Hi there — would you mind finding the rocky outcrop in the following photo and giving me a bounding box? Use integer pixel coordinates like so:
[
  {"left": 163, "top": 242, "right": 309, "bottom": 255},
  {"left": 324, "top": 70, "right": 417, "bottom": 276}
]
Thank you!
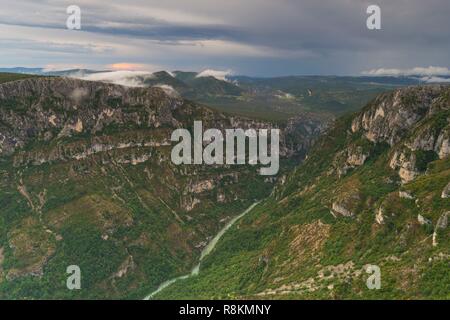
[
  {"left": 351, "top": 85, "right": 449, "bottom": 183},
  {"left": 12, "top": 138, "right": 171, "bottom": 167},
  {"left": 417, "top": 214, "right": 431, "bottom": 226},
  {"left": 436, "top": 133, "right": 449, "bottom": 159},
  {"left": 375, "top": 207, "right": 385, "bottom": 224},
  {"left": 284, "top": 116, "right": 326, "bottom": 156},
  {"left": 407, "top": 125, "right": 449, "bottom": 160},
  {"left": 331, "top": 202, "right": 354, "bottom": 217},
  {"left": 399, "top": 191, "right": 414, "bottom": 199},
  {"left": 187, "top": 180, "right": 215, "bottom": 194},
  {"left": 433, "top": 211, "right": 449, "bottom": 247},
  {"left": 333, "top": 145, "right": 369, "bottom": 177},
  {"left": 113, "top": 255, "right": 135, "bottom": 279},
  {"left": 346, "top": 147, "right": 368, "bottom": 167},
  {"left": 441, "top": 182, "right": 450, "bottom": 199},
  {"left": 351, "top": 86, "right": 448, "bottom": 145},
  {"left": 181, "top": 197, "right": 201, "bottom": 212},
  {"left": 389, "top": 149, "right": 419, "bottom": 183}
]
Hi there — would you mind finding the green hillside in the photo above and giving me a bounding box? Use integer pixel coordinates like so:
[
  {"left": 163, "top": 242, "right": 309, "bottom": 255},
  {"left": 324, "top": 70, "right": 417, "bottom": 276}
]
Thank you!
[{"left": 0, "top": 73, "right": 37, "bottom": 84}]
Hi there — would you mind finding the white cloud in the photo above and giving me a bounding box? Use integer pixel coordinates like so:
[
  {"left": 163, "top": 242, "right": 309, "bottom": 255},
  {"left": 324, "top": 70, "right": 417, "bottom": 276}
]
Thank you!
[
  {"left": 419, "top": 76, "right": 450, "bottom": 83},
  {"left": 74, "top": 70, "right": 154, "bottom": 87},
  {"left": 152, "top": 84, "right": 179, "bottom": 97},
  {"left": 43, "top": 64, "right": 86, "bottom": 72},
  {"left": 196, "top": 69, "right": 232, "bottom": 81},
  {"left": 362, "top": 66, "right": 450, "bottom": 77}
]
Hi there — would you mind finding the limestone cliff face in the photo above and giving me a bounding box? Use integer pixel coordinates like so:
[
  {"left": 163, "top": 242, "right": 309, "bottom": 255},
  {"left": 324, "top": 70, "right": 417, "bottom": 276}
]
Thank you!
[
  {"left": 433, "top": 211, "right": 449, "bottom": 247},
  {"left": 332, "top": 145, "right": 369, "bottom": 177},
  {"left": 331, "top": 202, "right": 354, "bottom": 217},
  {"left": 351, "top": 86, "right": 447, "bottom": 146},
  {"left": 389, "top": 149, "right": 419, "bottom": 183},
  {"left": 0, "top": 77, "right": 321, "bottom": 164},
  {"left": 0, "top": 77, "right": 182, "bottom": 156},
  {"left": 351, "top": 85, "right": 450, "bottom": 183},
  {"left": 442, "top": 182, "right": 450, "bottom": 198}
]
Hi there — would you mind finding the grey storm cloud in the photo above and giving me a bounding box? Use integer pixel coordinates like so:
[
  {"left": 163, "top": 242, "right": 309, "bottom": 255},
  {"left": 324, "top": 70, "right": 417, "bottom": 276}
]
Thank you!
[{"left": 0, "top": 0, "right": 449, "bottom": 75}]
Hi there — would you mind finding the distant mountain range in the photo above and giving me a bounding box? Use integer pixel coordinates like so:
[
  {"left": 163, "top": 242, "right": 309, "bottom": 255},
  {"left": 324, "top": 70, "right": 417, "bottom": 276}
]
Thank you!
[
  {"left": 0, "top": 67, "right": 106, "bottom": 76},
  {"left": 2, "top": 67, "right": 450, "bottom": 121}
]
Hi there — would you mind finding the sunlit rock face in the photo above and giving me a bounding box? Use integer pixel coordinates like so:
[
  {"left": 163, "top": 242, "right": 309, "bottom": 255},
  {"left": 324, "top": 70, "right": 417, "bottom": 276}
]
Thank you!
[{"left": 351, "top": 86, "right": 447, "bottom": 146}]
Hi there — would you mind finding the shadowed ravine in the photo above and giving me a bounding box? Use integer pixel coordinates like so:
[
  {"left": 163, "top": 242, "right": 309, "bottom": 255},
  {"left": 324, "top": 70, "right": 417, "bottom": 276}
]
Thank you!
[{"left": 144, "top": 201, "right": 260, "bottom": 300}]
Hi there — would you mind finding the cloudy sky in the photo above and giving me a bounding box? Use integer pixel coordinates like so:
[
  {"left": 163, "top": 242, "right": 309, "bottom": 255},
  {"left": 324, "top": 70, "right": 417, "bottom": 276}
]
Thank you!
[{"left": 0, "top": 0, "right": 449, "bottom": 76}]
